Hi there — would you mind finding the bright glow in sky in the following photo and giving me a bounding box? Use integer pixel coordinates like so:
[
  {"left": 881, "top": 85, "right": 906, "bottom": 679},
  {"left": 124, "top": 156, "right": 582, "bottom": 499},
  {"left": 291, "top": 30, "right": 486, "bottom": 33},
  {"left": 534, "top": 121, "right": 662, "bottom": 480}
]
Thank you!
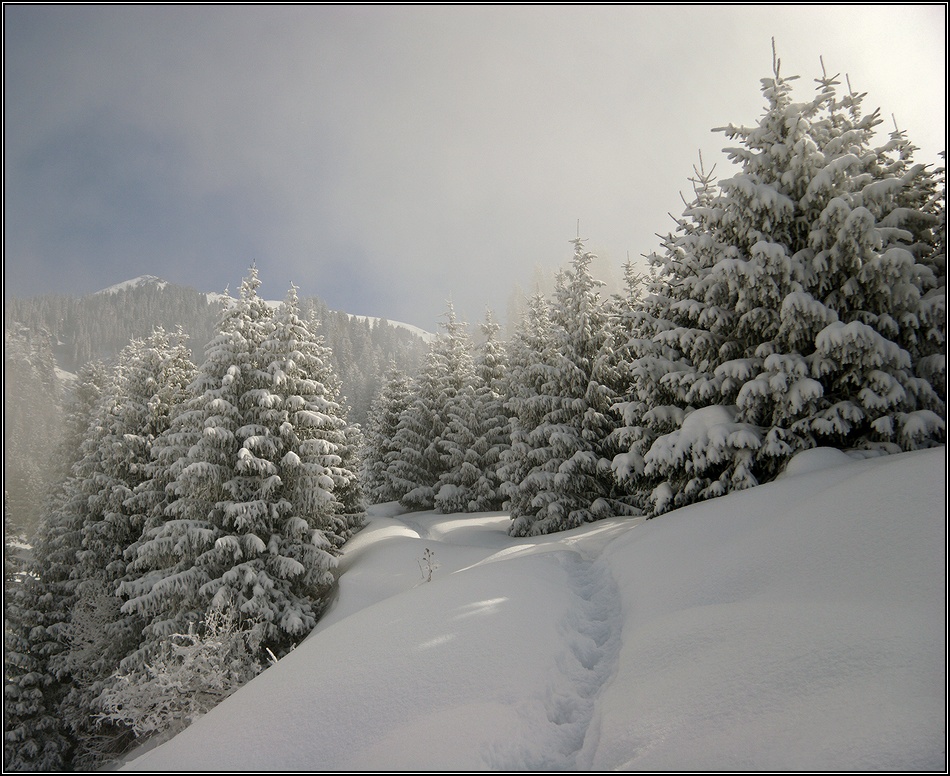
[{"left": 4, "top": 5, "right": 946, "bottom": 329}]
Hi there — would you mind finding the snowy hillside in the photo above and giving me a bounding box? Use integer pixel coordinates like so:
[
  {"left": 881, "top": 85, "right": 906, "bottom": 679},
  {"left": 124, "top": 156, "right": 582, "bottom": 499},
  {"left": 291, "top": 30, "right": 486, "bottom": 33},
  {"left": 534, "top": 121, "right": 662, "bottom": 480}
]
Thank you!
[
  {"left": 87, "top": 276, "right": 436, "bottom": 340},
  {"left": 347, "top": 313, "right": 437, "bottom": 343},
  {"left": 205, "top": 287, "right": 436, "bottom": 340},
  {"left": 122, "top": 446, "right": 946, "bottom": 772},
  {"left": 93, "top": 275, "right": 168, "bottom": 295}
]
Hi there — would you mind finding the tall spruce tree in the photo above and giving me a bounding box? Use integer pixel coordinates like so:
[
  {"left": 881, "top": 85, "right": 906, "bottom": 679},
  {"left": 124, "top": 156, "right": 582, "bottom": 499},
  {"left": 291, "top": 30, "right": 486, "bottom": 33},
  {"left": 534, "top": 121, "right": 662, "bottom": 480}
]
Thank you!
[
  {"left": 434, "top": 310, "right": 511, "bottom": 513},
  {"left": 121, "top": 272, "right": 358, "bottom": 668},
  {"left": 504, "top": 240, "right": 627, "bottom": 536},
  {"left": 615, "top": 48, "right": 945, "bottom": 516},
  {"left": 4, "top": 362, "right": 109, "bottom": 772},
  {"left": 53, "top": 330, "right": 196, "bottom": 765},
  {"left": 433, "top": 376, "right": 480, "bottom": 513},
  {"left": 119, "top": 268, "right": 273, "bottom": 649},
  {"left": 362, "top": 365, "right": 416, "bottom": 504},
  {"left": 200, "top": 282, "right": 360, "bottom": 648},
  {"left": 388, "top": 304, "right": 474, "bottom": 511},
  {"left": 499, "top": 291, "right": 556, "bottom": 524}
]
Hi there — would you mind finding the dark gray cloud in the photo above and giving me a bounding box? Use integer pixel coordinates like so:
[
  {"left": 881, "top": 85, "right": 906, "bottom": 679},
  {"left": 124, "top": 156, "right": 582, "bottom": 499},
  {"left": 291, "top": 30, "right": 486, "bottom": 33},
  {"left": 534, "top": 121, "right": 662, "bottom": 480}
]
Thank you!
[{"left": 4, "top": 5, "right": 945, "bottom": 330}]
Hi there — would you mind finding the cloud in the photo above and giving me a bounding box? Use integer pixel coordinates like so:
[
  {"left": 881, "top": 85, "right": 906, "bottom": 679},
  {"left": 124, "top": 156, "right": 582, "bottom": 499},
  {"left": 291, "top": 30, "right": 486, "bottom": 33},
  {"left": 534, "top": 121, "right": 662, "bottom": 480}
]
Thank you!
[{"left": 4, "top": 5, "right": 945, "bottom": 329}]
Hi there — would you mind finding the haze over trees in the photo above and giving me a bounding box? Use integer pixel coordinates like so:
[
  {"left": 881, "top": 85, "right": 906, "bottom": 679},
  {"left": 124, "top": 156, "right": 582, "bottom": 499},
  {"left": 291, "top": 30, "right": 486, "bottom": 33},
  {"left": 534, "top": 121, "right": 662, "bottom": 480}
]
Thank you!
[
  {"left": 4, "top": 51, "right": 944, "bottom": 771},
  {"left": 5, "top": 268, "right": 369, "bottom": 769},
  {"left": 4, "top": 325, "right": 63, "bottom": 532},
  {"left": 3, "top": 277, "right": 429, "bottom": 536},
  {"left": 365, "top": 49, "right": 944, "bottom": 525}
]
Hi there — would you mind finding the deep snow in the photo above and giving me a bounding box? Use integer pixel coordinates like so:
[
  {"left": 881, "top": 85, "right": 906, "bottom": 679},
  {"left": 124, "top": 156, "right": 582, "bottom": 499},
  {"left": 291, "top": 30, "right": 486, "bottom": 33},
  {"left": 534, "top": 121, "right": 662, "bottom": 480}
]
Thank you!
[{"left": 122, "top": 446, "right": 946, "bottom": 771}]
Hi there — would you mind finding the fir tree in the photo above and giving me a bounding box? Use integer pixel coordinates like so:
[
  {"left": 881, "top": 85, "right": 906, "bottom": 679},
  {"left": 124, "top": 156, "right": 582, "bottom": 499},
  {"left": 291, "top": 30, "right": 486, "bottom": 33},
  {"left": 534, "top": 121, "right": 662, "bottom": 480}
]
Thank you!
[
  {"left": 19, "top": 330, "right": 196, "bottom": 767},
  {"left": 4, "top": 362, "right": 109, "bottom": 772},
  {"left": 505, "top": 240, "right": 628, "bottom": 536},
  {"left": 361, "top": 365, "right": 415, "bottom": 504},
  {"left": 389, "top": 304, "right": 474, "bottom": 511},
  {"left": 499, "top": 291, "right": 556, "bottom": 524},
  {"left": 433, "top": 376, "right": 480, "bottom": 513},
  {"left": 3, "top": 573, "right": 74, "bottom": 772},
  {"left": 198, "top": 283, "right": 359, "bottom": 651},
  {"left": 434, "top": 309, "right": 510, "bottom": 513},
  {"left": 120, "top": 268, "right": 275, "bottom": 656},
  {"left": 615, "top": 47, "right": 945, "bottom": 516},
  {"left": 121, "top": 273, "right": 359, "bottom": 670}
]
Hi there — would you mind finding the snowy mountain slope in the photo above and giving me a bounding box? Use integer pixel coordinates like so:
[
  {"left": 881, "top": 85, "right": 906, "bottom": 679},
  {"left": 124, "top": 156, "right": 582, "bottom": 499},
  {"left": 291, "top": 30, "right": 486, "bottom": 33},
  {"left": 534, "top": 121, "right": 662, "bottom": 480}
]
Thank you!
[
  {"left": 204, "top": 287, "right": 436, "bottom": 339},
  {"left": 347, "top": 313, "right": 437, "bottom": 343},
  {"left": 89, "top": 276, "right": 437, "bottom": 340},
  {"left": 92, "top": 275, "right": 168, "bottom": 295},
  {"left": 121, "top": 446, "right": 946, "bottom": 772}
]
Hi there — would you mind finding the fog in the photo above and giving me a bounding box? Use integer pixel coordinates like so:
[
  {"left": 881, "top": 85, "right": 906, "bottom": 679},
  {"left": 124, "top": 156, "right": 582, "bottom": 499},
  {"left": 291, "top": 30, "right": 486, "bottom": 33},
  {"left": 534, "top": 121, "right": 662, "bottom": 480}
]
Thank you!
[{"left": 4, "top": 5, "right": 945, "bottom": 330}]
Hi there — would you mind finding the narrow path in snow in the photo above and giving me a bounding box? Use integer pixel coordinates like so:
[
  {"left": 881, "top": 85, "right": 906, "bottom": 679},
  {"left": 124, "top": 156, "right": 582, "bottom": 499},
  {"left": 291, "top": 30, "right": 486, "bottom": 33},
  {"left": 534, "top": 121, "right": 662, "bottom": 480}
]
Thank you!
[{"left": 487, "top": 548, "right": 623, "bottom": 770}]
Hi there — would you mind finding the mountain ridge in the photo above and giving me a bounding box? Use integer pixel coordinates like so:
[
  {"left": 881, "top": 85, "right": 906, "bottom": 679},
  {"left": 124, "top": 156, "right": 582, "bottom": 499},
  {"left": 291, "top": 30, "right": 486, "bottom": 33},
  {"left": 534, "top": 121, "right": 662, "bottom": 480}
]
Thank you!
[{"left": 92, "top": 274, "right": 437, "bottom": 341}]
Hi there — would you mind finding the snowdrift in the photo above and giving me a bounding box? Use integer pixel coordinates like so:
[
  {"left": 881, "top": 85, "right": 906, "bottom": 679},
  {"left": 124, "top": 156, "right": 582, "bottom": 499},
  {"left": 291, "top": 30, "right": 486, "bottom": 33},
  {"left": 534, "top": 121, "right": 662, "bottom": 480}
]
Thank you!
[{"left": 123, "top": 446, "right": 946, "bottom": 771}]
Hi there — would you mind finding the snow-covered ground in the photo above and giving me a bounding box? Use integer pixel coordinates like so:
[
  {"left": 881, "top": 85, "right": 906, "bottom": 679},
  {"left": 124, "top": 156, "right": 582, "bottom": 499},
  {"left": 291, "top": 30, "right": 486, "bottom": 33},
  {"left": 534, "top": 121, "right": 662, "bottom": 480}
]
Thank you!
[{"left": 122, "top": 446, "right": 946, "bottom": 771}]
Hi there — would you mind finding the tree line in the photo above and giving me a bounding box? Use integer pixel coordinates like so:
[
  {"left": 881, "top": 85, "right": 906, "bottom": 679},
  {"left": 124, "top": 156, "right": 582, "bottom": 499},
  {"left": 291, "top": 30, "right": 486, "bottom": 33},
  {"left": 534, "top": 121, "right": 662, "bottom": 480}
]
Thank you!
[
  {"left": 362, "top": 57, "right": 945, "bottom": 530},
  {"left": 5, "top": 270, "right": 369, "bottom": 768},
  {"left": 4, "top": 279, "right": 428, "bottom": 535}
]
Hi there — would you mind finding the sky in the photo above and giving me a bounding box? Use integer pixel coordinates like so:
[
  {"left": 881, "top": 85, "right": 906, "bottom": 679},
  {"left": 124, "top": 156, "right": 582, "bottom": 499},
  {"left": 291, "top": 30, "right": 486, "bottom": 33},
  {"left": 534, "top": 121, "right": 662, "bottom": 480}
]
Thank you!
[
  {"left": 119, "top": 445, "right": 946, "bottom": 771},
  {"left": 4, "top": 5, "right": 946, "bottom": 331}
]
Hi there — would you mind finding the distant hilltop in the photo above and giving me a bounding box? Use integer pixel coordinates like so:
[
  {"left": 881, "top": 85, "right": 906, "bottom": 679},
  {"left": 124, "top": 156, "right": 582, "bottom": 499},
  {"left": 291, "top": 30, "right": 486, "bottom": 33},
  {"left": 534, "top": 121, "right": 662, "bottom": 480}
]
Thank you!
[
  {"left": 89, "top": 275, "right": 437, "bottom": 342},
  {"left": 7, "top": 274, "right": 434, "bottom": 444},
  {"left": 92, "top": 275, "right": 168, "bottom": 295}
]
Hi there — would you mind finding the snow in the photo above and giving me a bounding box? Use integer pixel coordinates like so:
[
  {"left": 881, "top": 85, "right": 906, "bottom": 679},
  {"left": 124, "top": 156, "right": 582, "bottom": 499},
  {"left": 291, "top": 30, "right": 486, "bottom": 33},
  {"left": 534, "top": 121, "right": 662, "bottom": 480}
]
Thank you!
[
  {"left": 54, "top": 366, "right": 77, "bottom": 384},
  {"left": 93, "top": 275, "right": 168, "bottom": 296},
  {"left": 777, "top": 445, "right": 859, "bottom": 478},
  {"left": 88, "top": 275, "right": 435, "bottom": 341},
  {"left": 347, "top": 313, "right": 437, "bottom": 342},
  {"left": 120, "top": 446, "right": 946, "bottom": 771},
  {"left": 205, "top": 293, "right": 435, "bottom": 341}
]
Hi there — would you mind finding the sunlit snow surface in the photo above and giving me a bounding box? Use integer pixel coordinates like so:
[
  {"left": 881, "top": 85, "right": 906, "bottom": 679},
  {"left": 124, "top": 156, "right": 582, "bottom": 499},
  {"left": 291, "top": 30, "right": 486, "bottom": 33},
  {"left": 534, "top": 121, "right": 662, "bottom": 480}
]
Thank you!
[{"left": 122, "top": 447, "right": 946, "bottom": 771}]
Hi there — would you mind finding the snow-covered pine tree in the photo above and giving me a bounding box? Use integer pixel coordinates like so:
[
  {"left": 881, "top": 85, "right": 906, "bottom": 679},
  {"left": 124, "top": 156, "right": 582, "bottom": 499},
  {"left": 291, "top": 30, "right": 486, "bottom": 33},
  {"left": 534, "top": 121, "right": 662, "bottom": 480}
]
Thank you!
[
  {"left": 361, "top": 364, "right": 415, "bottom": 504},
  {"left": 3, "top": 325, "right": 63, "bottom": 535},
  {"left": 196, "top": 282, "right": 360, "bottom": 653},
  {"left": 919, "top": 155, "right": 946, "bottom": 404},
  {"left": 505, "top": 239, "right": 628, "bottom": 536},
  {"left": 432, "top": 372, "right": 480, "bottom": 514},
  {"left": 3, "top": 570, "right": 73, "bottom": 772},
  {"left": 471, "top": 310, "right": 513, "bottom": 510},
  {"left": 616, "top": 47, "right": 945, "bottom": 516},
  {"left": 613, "top": 157, "right": 754, "bottom": 513},
  {"left": 303, "top": 305, "right": 366, "bottom": 540},
  {"left": 122, "top": 274, "right": 360, "bottom": 675},
  {"left": 335, "top": 423, "right": 366, "bottom": 541},
  {"left": 600, "top": 259, "right": 652, "bottom": 515},
  {"left": 434, "top": 309, "right": 510, "bottom": 513},
  {"left": 52, "top": 329, "right": 197, "bottom": 766},
  {"left": 389, "top": 304, "right": 474, "bottom": 511},
  {"left": 499, "top": 291, "right": 556, "bottom": 524},
  {"left": 119, "top": 267, "right": 274, "bottom": 657},
  {"left": 4, "top": 362, "right": 109, "bottom": 772}
]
